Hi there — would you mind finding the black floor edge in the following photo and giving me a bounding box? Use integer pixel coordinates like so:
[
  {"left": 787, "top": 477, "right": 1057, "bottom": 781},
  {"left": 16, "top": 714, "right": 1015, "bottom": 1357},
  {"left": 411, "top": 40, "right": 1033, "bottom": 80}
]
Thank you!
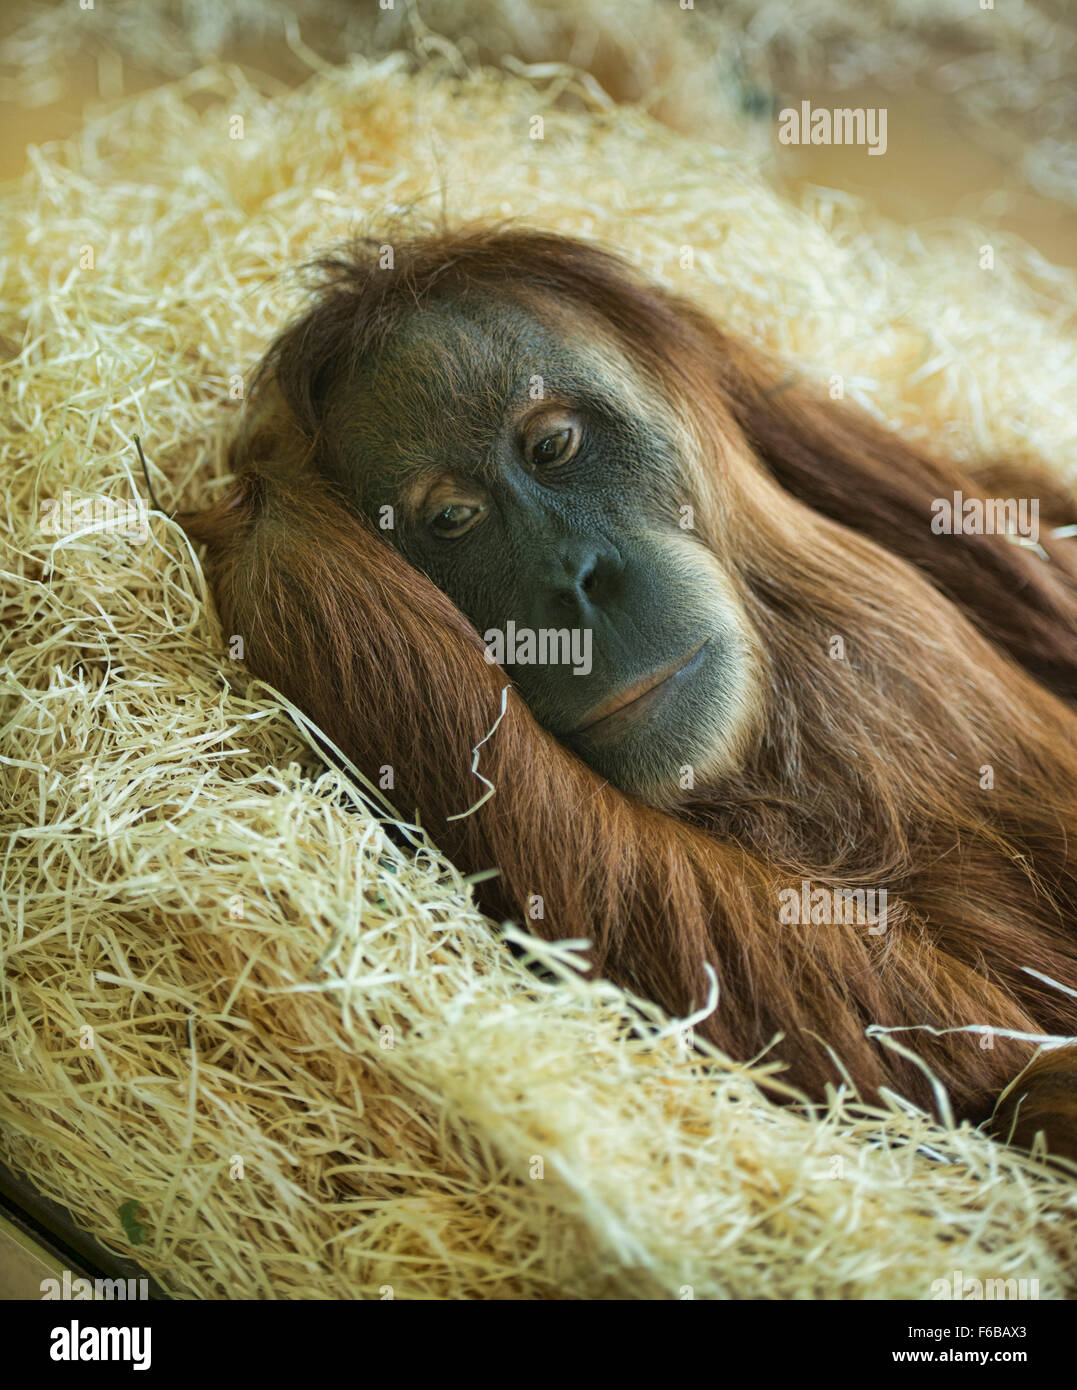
[{"left": 0, "top": 1158, "right": 172, "bottom": 1300}]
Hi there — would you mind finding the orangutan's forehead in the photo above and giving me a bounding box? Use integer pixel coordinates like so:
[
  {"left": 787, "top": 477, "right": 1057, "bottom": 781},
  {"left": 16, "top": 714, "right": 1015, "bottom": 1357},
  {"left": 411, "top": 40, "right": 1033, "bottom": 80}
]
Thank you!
[{"left": 330, "top": 288, "right": 668, "bottom": 469}]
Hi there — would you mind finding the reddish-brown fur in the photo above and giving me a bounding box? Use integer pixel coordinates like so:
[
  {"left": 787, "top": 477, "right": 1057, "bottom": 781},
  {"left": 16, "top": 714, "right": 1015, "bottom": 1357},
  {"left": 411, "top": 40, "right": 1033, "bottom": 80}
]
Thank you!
[{"left": 185, "top": 229, "right": 1077, "bottom": 1157}]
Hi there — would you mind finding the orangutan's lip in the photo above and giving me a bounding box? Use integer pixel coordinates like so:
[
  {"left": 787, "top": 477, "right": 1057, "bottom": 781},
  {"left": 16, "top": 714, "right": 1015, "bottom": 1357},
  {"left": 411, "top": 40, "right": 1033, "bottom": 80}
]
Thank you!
[{"left": 575, "top": 640, "right": 710, "bottom": 732}]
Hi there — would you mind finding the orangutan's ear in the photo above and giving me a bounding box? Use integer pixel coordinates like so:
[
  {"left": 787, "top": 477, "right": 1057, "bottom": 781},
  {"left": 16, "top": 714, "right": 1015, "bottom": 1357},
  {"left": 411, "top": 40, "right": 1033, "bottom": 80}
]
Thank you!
[
  {"left": 227, "top": 376, "right": 313, "bottom": 481},
  {"left": 714, "top": 334, "right": 1077, "bottom": 701},
  {"left": 178, "top": 376, "right": 315, "bottom": 554}
]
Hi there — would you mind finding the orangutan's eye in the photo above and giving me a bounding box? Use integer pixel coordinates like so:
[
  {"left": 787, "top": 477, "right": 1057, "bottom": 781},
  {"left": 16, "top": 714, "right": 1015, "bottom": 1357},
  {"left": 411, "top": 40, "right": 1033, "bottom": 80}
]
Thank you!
[
  {"left": 428, "top": 501, "right": 483, "bottom": 537},
  {"left": 522, "top": 414, "right": 581, "bottom": 471},
  {"left": 531, "top": 428, "right": 575, "bottom": 466}
]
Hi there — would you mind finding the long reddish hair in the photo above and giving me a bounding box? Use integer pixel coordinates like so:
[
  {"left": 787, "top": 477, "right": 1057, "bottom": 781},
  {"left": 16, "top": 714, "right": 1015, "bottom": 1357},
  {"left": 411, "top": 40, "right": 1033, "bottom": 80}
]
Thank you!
[{"left": 186, "top": 229, "right": 1077, "bottom": 1150}]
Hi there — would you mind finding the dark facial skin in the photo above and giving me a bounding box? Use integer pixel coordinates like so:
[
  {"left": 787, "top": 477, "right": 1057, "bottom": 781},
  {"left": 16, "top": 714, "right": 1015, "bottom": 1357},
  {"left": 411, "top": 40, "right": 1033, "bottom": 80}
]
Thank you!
[{"left": 320, "top": 290, "right": 754, "bottom": 802}]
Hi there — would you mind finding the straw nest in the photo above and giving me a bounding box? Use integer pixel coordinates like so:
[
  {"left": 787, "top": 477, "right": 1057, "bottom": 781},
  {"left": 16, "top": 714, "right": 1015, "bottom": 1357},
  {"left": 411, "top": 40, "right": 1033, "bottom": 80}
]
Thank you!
[
  {"left": 3, "top": 47, "right": 1077, "bottom": 1300},
  {"left": 5, "top": 0, "right": 1074, "bottom": 206}
]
